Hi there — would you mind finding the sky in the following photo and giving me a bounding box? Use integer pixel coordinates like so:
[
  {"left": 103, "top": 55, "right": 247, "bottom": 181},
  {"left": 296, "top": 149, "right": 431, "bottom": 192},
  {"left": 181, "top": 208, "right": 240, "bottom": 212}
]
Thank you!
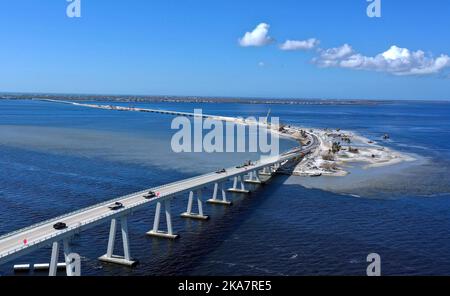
[{"left": 0, "top": 0, "right": 449, "bottom": 100}]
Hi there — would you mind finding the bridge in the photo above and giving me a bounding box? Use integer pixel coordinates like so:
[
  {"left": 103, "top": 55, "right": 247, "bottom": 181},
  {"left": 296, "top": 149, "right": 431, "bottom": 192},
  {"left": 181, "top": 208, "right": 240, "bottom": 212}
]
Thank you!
[
  {"left": 1, "top": 100, "right": 320, "bottom": 275},
  {"left": 0, "top": 132, "right": 319, "bottom": 276},
  {"left": 39, "top": 99, "right": 244, "bottom": 124}
]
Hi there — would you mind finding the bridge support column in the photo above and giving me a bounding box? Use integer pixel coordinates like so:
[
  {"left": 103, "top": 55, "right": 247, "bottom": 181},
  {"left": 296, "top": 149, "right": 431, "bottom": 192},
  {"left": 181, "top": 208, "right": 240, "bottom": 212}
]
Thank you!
[
  {"left": 49, "top": 241, "right": 60, "bottom": 276},
  {"left": 244, "top": 170, "right": 264, "bottom": 184},
  {"left": 99, "top": 216, "right": 138, "bottom": 267},
  {"left": 63, "top": 238, "right": 79, "bottom": 276},
  {"left": 207, "top": 182, "right": 232, "bottom": 205},
  {"left": 181, "top": 190, "right": 209, "bottom": 220},
  {"left": 228, "top": 175, "right": 250, "bottom": 194},
  {"left": 48, "top": 238, "right": 79, "bottom": 276},
  {"left": 147, "top": 199, "right": 179, "bottom": 239},
  {"left": 259, "top": 166, "right": 273, "bottom": 176},
  {"left": 273, "top": 162, "right": 280, "bottom": 172}
]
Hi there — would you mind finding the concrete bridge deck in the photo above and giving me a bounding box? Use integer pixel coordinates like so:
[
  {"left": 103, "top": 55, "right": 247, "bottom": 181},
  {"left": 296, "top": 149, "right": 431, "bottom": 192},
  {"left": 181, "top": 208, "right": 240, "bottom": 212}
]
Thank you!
[{"left": 0, "top": 136, "right": 318, "bottom": 269}]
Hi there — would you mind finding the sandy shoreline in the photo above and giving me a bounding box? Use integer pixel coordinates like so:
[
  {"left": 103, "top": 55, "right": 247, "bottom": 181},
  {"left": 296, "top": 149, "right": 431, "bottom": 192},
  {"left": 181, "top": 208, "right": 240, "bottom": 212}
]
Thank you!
[{"left": 277, "top": 125, "right": 416, "bottom": 177}]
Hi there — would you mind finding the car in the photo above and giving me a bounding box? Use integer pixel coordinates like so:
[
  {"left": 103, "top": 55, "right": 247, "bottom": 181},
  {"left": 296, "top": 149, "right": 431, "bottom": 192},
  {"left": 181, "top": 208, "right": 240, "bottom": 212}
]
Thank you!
[
  {"left": 144, "top": 191, "right": 157, "bottom": 199},
  {"left": 53, "top": 222, "right": 67, "bottom": 230},
  {"left": 108, "top": 202, "right": 124, "bottom": 211},
  {"left": 215, "top": 168, "right": 226, "bottom": 174}
]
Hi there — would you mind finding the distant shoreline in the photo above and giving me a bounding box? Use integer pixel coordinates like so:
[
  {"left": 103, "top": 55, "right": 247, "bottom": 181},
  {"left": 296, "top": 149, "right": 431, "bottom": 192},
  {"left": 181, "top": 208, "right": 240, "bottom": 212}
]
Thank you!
[{"left": 3, "top": 93, "right": 449, "bottom": 106}]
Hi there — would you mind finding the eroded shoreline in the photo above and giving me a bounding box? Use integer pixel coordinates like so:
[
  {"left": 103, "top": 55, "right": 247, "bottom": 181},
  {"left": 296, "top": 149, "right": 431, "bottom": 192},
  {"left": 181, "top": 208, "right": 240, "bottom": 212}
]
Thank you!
[{"left": 278, "top": 125, "right": 416, "bottom": 177}]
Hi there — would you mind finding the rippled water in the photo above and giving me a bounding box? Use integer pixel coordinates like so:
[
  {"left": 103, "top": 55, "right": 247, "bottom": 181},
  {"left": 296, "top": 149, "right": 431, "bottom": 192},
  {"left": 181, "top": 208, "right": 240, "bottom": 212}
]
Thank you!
[{"left": 1, "top": 99, "right": 450, "bottom": 275}]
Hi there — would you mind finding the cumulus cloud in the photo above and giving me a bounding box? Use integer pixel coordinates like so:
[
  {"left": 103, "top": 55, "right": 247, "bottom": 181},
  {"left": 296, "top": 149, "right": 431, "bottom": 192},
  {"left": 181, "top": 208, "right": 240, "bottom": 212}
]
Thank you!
[
  {"left": 239, "top": 23, "right": 273, "bottom": 47},
  {"left": 314, "top": 44, "right": 450, "bottom": 76},
  {"left": 280, "top": 38, "right": 319, "bottom": 51}
]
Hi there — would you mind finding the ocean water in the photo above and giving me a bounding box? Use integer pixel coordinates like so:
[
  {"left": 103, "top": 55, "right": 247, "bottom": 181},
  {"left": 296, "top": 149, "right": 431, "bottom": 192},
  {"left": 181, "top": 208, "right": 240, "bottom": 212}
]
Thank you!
[{"left": 1, "top": 99, "right": 450, "bottom": 276}]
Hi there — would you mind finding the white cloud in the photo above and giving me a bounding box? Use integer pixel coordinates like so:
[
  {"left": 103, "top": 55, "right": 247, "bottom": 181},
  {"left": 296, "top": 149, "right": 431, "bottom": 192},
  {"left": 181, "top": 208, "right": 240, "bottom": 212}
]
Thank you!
[
  {"left": 239, "top": 23, "right": 273, "bottom": 47},
  {"left": 258, "top": 61, "right": 265, "bottom": 67},
  {"left": 317, "top": 44, "right": 354, "bottom": 62},
  {"left": 280, "top": 38, "right": 319, "bottom": 51},
  {"left": 314, "top": 44, "right": 450, "bottom": 76},
  {"left": 382, "top": 45, "right": 411, "bottom": 60}
]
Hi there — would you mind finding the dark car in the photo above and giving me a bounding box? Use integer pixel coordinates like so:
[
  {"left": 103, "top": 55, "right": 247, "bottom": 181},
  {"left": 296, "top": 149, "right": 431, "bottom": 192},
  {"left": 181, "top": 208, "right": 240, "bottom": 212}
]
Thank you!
[
  {"left": 215, "top": 168, "right": 226, "bottom": 174},
  {"left": 108, "top": 202, "right": 124, "bottom": 210},
  {"left": 53, "top": 222, "right": 67, "bottom": 230},
  {"left": 144, "top": 191, "right": 157, "bottom": 199}
]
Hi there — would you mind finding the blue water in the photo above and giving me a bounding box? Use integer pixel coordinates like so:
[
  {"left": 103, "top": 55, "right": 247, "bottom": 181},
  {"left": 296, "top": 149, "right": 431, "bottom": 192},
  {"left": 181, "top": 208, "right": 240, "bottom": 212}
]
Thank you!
[{"left": 1, "top": 99, "right": 450, "bottom": 275}]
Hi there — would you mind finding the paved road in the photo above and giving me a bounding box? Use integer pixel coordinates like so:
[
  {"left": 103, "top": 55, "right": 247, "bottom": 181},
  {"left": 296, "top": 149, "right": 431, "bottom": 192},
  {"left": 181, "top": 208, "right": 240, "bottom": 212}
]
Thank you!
[{"left": 0, "top": 133, "right": 318, "bottom": 265}]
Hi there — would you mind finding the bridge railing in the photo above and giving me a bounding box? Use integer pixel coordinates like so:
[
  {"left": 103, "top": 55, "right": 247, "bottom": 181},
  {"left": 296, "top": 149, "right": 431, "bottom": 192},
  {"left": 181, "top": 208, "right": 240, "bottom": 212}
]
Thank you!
[
  {"left": 0, "top": 167, "right": 235, "bottom": 242},
  {"left": 0, "top": 188, "right": 149, "bottom": 242},
  {"left": 0, "top": 148, "right": 302, "bottom": 259},
  {"left": 0, "top": 167, "right": 253, "bottom": 242},
  {"left": 0, "top": 210, "right": 115, "bottom": 259},
  {"left": 0, "top": 195, "right": 164, "bottom": 260}
]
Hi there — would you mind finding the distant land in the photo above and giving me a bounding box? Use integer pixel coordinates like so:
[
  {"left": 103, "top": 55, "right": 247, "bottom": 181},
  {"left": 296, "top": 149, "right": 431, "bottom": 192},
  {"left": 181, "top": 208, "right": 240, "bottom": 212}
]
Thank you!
[{"left": 1, "top": 92, "right": 448, "bottom": 105}]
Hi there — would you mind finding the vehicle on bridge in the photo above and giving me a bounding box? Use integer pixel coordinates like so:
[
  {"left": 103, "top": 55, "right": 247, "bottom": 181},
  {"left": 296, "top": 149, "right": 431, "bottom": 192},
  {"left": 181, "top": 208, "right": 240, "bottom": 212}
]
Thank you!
[
  {"left": 108, "top": 202, "right": 124, "bottom": 211},
  {"left": 144, "top": 191, "right": 157, "bottom": 199},
  {"left": 53, "top": 222, "right": 67, "bottom": 230},
  {"left": 215, "top": 168, "right": 226, "bottom": 174},
  {"left": 236, "top": 161, "right": 254, "bottom": 169}
]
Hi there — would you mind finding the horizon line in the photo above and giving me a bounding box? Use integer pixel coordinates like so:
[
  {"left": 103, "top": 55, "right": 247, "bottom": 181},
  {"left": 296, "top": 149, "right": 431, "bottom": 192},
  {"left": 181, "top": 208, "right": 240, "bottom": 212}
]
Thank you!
[{"left": 1, "top": 91, "right": 449, "bottom": 103}]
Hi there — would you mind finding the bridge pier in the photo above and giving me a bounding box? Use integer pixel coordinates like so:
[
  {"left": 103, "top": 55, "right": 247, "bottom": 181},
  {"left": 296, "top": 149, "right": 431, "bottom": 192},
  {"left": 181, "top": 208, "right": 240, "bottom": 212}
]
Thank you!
[
  {"left": 259, "top": 166, "right": 273, "bottom": 176},
  {"left": 244, "top": 170, "right": 264, "bottom": 184},
  {"left": 181, "top": 190, "right": 209, "bottom": 220},
  {"left": 228, "top": 175, "right": 250, "bottom": 194},
  {"left": 63, "top": 238, "right": 79, "bottom": 276},
  {"left": 49, "top": 241, "right": 60, "bottom": 276},
  {"left": 99, "top": 216, "right": 137, "bottom": 267},
  {"left": 48, "top": 238, "right": 78, "bottom": 276},
  {"left": 207, "top": 182, "right": 232, "bottom": 205},
  {"left": 272, "top": 162, "right": 281, "bottom": 172},
  {"left": 147, "top": 199, "right": 179, "bottom": 239}
]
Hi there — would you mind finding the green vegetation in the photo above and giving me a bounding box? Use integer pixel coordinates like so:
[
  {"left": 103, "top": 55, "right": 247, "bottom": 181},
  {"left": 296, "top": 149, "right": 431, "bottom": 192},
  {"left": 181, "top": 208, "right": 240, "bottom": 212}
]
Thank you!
[{"left": 331, "top": 142, "right": 342, "bottom": 154}]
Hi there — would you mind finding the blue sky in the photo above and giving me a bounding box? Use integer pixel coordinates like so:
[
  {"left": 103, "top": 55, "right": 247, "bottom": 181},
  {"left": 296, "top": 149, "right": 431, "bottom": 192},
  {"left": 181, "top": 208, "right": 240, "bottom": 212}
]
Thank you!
[{"left": 0, "top": 0, "right": 449, "bottom": 100}]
